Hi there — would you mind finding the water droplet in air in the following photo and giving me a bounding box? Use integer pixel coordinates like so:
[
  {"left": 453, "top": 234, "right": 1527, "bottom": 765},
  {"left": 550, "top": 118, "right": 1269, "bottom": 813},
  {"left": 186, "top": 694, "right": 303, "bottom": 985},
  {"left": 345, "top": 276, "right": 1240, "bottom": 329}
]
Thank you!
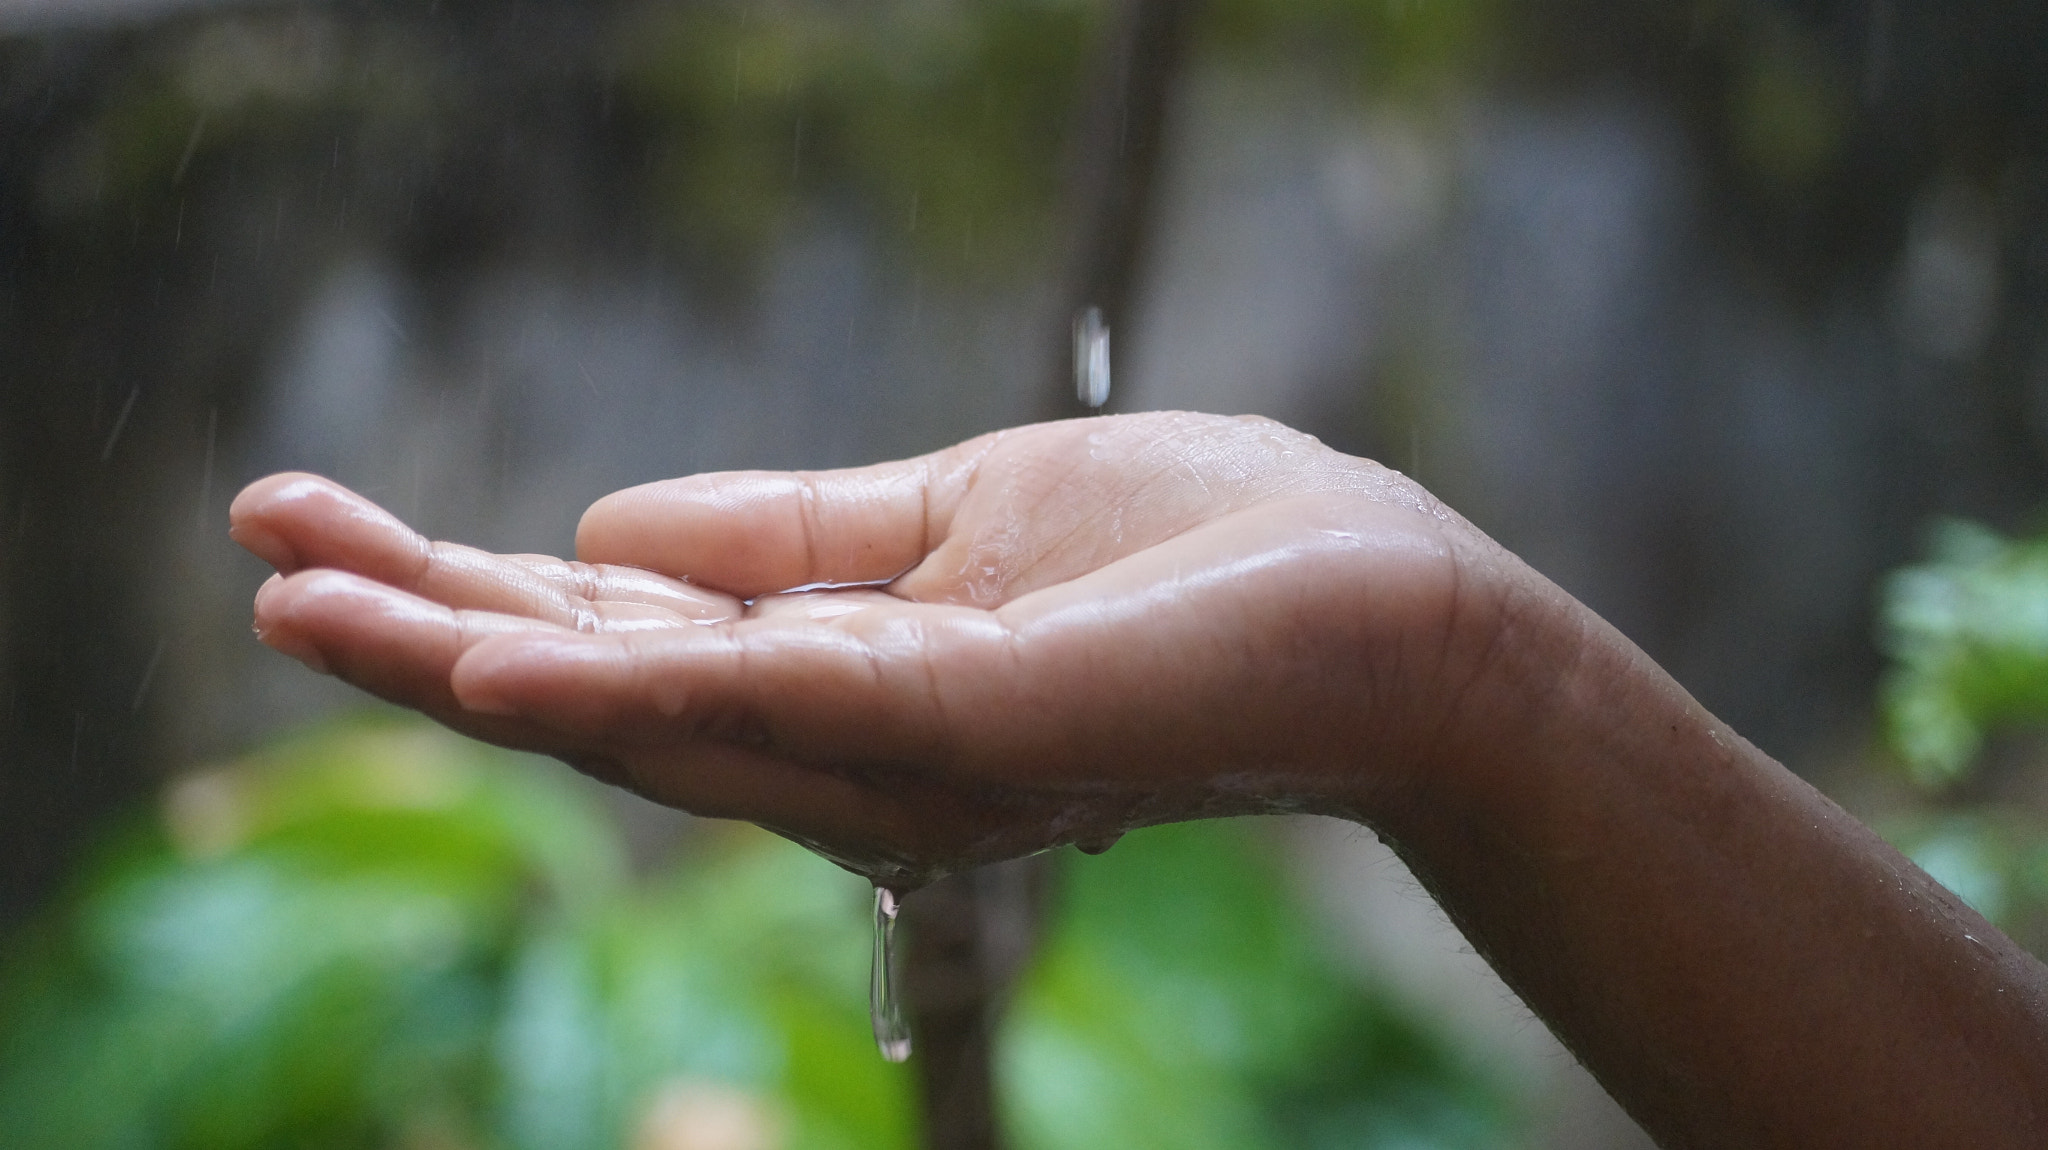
[
  {"left": 1073, "top": 306, "right": 1110, "bottom": 408},
  {"left": 871, "top": 885, "right": 911, "bottom": 1061}
]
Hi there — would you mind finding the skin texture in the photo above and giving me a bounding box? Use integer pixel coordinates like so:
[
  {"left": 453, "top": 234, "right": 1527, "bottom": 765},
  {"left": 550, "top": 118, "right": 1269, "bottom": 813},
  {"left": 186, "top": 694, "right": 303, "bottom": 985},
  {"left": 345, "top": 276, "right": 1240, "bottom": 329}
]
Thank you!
[{"left": 233, "top": 411, "right": 2048, "bottom": 1146}]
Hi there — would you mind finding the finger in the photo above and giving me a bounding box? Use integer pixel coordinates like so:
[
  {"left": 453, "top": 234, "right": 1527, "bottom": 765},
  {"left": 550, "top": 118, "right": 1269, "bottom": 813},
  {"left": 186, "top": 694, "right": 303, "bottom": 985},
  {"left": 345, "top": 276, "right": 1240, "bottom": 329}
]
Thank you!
[
  {"left": 231, "top": 472, "right": 411, "bottom": 576},
  {"left": 469, "top": 493, "right": 1459, "bottom": 787},
  {"left": 233, "top": 473, "right": 741, "bottom": 625},
  {"left": 449, "top": 614, "right": 1071, "bottom": 883},
  {"left": 250, "top": 567, "right": 622, "bottom": 761},
  {"left": 251, "top": 569, "right": 1026, "bottom": 881},
  {"left": 255, "top": 568, "right": 566, "bottom": 707},
  {"left": 446, "top": 579, "right": 1229, "bottom": 788},
  {"left": 574, "top": 433, "right": 1001, "bottom": 597},
  {"left": 448, "top": 605, "right": 1009, "bottom": 766}
]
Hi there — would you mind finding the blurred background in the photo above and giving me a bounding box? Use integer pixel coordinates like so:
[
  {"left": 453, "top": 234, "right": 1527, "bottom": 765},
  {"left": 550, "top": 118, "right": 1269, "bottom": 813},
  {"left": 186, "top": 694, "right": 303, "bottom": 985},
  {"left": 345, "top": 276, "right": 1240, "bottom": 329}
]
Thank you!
[{"left": 5, "top": 0, "right": 2048, "bottom": 1146}]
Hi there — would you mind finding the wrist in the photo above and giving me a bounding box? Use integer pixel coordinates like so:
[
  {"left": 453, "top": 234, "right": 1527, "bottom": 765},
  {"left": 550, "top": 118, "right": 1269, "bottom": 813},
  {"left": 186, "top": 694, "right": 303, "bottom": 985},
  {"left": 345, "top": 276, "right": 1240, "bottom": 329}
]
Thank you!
[{"left": 1356, "top": 552, "right": 1673, "bottom": 848}]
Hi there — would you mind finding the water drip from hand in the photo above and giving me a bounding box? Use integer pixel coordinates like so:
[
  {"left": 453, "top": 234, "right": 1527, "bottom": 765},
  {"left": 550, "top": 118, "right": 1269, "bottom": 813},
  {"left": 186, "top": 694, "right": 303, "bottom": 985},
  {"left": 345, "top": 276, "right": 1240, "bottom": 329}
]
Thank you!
[{"left": 871, "top": 885, "right": 911, "bottom": 1062}]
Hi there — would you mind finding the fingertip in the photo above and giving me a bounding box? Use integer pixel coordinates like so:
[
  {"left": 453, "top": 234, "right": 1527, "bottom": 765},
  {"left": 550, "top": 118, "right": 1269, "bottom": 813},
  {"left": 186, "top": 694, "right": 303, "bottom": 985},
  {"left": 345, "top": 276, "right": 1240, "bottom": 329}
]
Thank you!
[
  {"left": 229, "top": 472, "right": 351, "bottom": 571},
  {"left": 574, "top": 476, "right": 718, "bottom": 569},
  {"left": 251, "top": 566, "right": 344, "bottom": 617},
  {"left": 250, "top": 575, "right": 330, "bottom": 673},
  {"left": 252, "top": 571, "right": 285, "bottom": 613},
  {"left": 451, "top": 633, "right": 607, "bottom": 720},
  {"left": 450, "top": 680, "right": 517, "bottom": 716},
  {"left": 576, "top": 467, "right": 936, "bottom": 595},
  {"left": 249, "top": 569, "right": 297, "bottom": 636},
  {"left": 256, "top": 627, "right": 331, "bottom": 674},
  {"left": 228, "top": 487, "right": 300, "bottom": 570},
  {"left": 571, "top": 489, "right": 624, "bottom": 564},
  {"left": 227, "top": 472, "right": 297, "bottom": 528},
  {"left": 448, "top": 634, "right": 522, "bottom": 715},
  {"left": 574, "top": 479, "right": 684, "bottom": 561},
  {"left": 233, "top": 472, "right": 428, "bottom": 578},
  {"left": 576, "top": 476, "right": 757, "bottom": 589}
]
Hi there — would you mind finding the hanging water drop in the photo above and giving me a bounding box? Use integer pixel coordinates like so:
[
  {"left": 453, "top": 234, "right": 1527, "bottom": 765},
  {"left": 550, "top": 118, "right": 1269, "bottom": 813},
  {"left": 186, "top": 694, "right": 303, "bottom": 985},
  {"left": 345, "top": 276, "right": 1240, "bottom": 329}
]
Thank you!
[{"left": 871, "top": 885, "right": 911, "bottom": 1062}]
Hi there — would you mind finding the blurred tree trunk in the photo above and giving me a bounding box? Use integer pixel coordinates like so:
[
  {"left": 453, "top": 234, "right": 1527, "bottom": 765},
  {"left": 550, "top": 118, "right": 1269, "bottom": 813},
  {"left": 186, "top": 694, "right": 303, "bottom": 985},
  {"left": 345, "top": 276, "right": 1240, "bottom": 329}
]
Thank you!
[{"left": 901, "top": 861, "right": 1047, "bottom": 1150}]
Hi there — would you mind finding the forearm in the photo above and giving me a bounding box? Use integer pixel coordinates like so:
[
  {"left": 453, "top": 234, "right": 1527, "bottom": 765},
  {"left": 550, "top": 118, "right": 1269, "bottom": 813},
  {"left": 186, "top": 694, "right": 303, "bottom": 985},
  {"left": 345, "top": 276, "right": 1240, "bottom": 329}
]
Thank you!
[{"left": 1372, "top": 594, "right": 2048, "bottom": 1147}]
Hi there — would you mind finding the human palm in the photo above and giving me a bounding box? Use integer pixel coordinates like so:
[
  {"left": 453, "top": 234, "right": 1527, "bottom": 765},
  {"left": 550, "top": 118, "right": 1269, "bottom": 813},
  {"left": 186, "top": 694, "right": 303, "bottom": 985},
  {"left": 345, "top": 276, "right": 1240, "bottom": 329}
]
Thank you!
[{"left": 234, "top": 412, "right": 1496, "bottom": 887}]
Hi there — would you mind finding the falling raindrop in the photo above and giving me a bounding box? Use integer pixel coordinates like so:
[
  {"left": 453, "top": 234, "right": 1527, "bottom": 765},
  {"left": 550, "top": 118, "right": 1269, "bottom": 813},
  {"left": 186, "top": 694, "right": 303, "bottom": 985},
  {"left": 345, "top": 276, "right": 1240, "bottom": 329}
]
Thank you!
[
  {"left": 100, "top": 387, "right": 139, "bottom": 462},
  {"left": 131, "top": 638, "right": 165, "bottom": 714},
  {"left": 172, "top": 115, "right": 206, "bottom": 186},
  {"left": 1074, "top": 306, "right": 1110, "bottom": 408}
]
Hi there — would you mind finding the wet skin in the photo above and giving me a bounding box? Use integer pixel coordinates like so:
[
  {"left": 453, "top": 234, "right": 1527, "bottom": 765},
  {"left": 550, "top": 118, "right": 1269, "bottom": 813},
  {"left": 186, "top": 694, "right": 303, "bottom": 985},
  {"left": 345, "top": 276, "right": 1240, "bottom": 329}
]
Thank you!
[
  {"left": 235, "top": 411, "right": 2048, "bottom": 1146},
  {"left": 233, "top": 413, "right": 1484, "bottom": 884}
]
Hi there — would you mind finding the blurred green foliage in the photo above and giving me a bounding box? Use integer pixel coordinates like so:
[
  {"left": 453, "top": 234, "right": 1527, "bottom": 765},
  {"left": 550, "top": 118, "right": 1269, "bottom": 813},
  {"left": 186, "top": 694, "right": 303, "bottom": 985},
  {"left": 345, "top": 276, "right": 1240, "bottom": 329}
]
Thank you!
[
  {"left": 0, "top": 717, "right": 1508, "bottom": 1150},
  {"left": 1879, "top": 519, "right": 2048, "bottom": 947},
  {"left": 1881, "top": 519, "right": 2048, "bottom": 787},
  {"left": 1008, "top": 821, "right": 1508, "bottom": 1150}
]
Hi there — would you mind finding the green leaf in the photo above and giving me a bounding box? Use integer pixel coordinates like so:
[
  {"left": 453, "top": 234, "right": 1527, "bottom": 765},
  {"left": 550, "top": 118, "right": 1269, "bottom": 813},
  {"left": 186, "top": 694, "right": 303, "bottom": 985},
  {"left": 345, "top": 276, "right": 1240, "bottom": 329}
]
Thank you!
[{"left": 1880, "top": 518, "right": 2048, "bottom": 787}]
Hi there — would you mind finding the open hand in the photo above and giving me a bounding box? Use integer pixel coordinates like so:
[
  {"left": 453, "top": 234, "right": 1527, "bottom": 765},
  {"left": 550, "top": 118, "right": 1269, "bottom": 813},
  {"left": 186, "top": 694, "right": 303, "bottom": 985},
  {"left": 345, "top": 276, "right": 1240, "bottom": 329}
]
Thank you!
[{"left": 232, "top": 412, "right": 1529, "bottom": 887}]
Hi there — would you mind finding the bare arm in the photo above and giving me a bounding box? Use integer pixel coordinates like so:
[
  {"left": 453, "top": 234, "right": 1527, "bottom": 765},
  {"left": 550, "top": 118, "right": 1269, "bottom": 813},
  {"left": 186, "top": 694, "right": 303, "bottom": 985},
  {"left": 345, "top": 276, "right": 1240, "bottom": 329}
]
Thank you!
[
  {"left": 1381, "top": 564, "right": 2048, "bottom": 1145},
  {"left": 232, "top": 411, "right": 2048, "bottom": 1145}
]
